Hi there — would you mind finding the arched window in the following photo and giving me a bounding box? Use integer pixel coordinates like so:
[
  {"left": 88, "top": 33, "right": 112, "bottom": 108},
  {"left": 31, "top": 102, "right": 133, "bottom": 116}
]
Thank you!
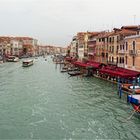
[
  {"left": 133, "top": 41, "right": 136, "bottom": 50},
  {"left": 125, "top": 56, "right": 127, "bottom": 65},
  {"left": 122, "top": 57, "right": 124, "bottom": 63},
  {"left": 117, "top": 57, "right": 118, "bottom": 63},
  {"left": 112, "top": 57, "right": 114, "bottom": 62},
  {"left": 120, "top": 45, "right": 122, "bottom": 50},
  {"left": 119, "top": 57, "right": 121, "bottom": 63},
  {"left": 133, "top": 56, "right": 135, "bottom": 66},
  {"left": 109, "top": 56, "right": 111, "bottom": 62},
  {"left": 125, "top": 42, "right": 128, "bottom": 50}
]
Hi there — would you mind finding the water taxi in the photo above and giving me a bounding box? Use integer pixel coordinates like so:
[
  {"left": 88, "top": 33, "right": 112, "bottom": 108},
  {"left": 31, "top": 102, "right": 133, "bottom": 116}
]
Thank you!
[
  {"left": 22, "top": 59, "right": 34, "bottom": 67},
  {"left": 7, "top": 56, "right": 19, "bottom": 62}
]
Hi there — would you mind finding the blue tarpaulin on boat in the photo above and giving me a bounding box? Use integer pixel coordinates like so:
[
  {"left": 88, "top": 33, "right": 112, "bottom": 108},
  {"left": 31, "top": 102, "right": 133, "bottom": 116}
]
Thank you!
[{"left": 128, "top": 95, "right": 140, "bottom": 105}]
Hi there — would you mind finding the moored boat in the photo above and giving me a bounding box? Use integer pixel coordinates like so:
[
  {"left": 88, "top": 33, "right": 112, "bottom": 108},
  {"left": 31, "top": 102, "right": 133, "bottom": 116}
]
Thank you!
[
  {"left": 128, "top": 95, "right": 140, "bottom": 113},
  {"left": 7, "top": 56, "right": 19, "bottom": 62},
  {"left": 61, "top": 67, "right": 79, "bottom": 73},
  {"left": 68, "top": 71, "right": 82, "bottom": 76},
  {"left": 22, "top": 59, "right": 34, "bottom": 67},
  {"left": 122, "top": 84, "right": 140, "bottom": 94}
]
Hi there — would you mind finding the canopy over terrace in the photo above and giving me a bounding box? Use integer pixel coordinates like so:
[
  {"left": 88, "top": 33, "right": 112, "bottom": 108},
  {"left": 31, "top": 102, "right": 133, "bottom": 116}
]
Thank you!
[
  {"left": 87, "top": 61, "right": 102, "bottom": 69},
  {"left": 65, "top": 57, "right": 77, "bottom": 62},
  {"left": 73, "top": 61, "right": 101, "bottom": 69},
  {"left": 99, "top": 66, "right": 140, "bottom": 78}
]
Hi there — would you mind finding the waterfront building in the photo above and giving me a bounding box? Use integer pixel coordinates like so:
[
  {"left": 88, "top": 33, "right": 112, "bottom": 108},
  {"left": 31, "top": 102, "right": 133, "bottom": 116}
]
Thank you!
[
  {"left": 95, "top": 31, "right": 110, "bottom": 64},
  {"left": 124, "top": 34, "right": 140, "bottom": 71},
  {"left": 0, "top": 37, "right": 12, "bottom": 60},
  {"left": 95, "top": 26, "right": 138, "bottom": 66},
  {"left": 60, "top": 47, "right": 67, "bottom": 55},
  {"left": 77, "top": 32, "right": 86, "bottom": 61},
  {"left": 10, "top": 38, "right": 22, "bottom": 56},
  {"left": 87, "top": 32, "right": 100, "bottom": 61},
  {"left": 0, "top": 36, "right": 38, "bottom": 58},
  {"left": 67, "top": 25, "right": 140, "bottom": 73},
  {"left": 115, "top": 28, "right": 137, "bottom": 68},
  {"left": 15, "top": 37, "right": 38, "bottom": 57},
  {"left": 69, "top": 36, "right": 78, "bottom": 57}
]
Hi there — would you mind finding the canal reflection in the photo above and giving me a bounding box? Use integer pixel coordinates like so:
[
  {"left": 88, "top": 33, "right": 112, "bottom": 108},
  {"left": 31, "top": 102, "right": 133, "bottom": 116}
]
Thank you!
[{"left": 0, "top": 56, "right": 140, "bottom": 139}]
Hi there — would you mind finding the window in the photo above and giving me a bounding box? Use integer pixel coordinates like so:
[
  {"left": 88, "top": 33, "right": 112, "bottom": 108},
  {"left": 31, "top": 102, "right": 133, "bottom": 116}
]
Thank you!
[
  {"left": 132, "top": 41, "right": 136, "bottom": 50},
  {"left": 109, "top": 37, "right": 111, "bottom": 43},
  {"left": 120, "top": 45, "right": 122, "bottom": 50},
  {"left": 107, "top": 37, "right": 108, "bottom": 42},
  {"left": 119, "top": 57, "right": 121, "bottom": 63},
  {"left": 133, "top": 56, "right": 135, "bottom": 66},
  {"left": 125, "top": 42, "right": 128, "bottom": 50},
  {"left": 117, "top": 57, "right": 118, "bottom": 63},
  {"left": 122, "top": 57, "right": 124, "bottom": 63},
  {"left": 110, "top": 46, "right": 111, "bottom": 52},
  {"left": 122, "top": 45, "right": 124, "bottom": 50},
  {"left": 112, "top": 46, "right": 114, "bottom": 53},
  {"left": 106, "top": 53, "right": 108, "bottom": 58},
  {"left": 116, "top": 46, "right": 119, "bottom": 53},
  {"left": 117, "top": 36, "right": 119, "bottom": 42},
  {"left": 79, "top": 45, "right": 83, "bottom": 48},
  {"left": 112, "top": 37, "right": 114, "bottom": 42},
  {"left": 125, "top": 56, "right": 127, "bottom": 65},
  {"left": 102, "top": 52, "right": 105, "bottom": 57},
  {"left": 112, "top": 57, "right": 114, "bottom": 62}
]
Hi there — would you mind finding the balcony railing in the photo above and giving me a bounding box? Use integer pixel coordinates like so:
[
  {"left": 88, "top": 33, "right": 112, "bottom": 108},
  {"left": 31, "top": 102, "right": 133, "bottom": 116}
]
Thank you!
[
  {"left": 118, "top": 50, "right": 125, "bottom": 54},
  {"left": 101, "top": 59, "right": 108, "bottom": 64},
  {"left": 129, "top": 50, "right": 137, "bottom": 56},
  {"left": 117, "top": 63, "right": 125, "bottom": 68},
  {"left": 88, "top": 38, "right": 96, "bottom": 42},
  {"left": 107, "top": 61, "right": 117, "bottom": 65}
]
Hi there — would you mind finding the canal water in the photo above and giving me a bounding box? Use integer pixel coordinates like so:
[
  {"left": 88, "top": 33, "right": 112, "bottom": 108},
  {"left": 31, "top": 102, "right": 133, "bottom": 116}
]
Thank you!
[{"left": 0, "top": 57, "right": 140, "bottom": 139}]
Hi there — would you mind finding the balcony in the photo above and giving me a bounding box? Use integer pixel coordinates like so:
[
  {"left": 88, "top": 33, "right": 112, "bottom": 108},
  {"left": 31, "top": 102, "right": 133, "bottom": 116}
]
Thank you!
[
  {"left": 88, "top": 38, "right": 96, "bottom": 42},
  {"left": 102, "top": 59, "right": 108, "bottom": 64},
  {"left": 117, "top": 63, "right": 125, "bottom": 68},
  {"left": 88, "top": 52, "right": 95, "bottom": 56},
  {"left": 118, "top": 50, "right": 125, "bottom": 54},
  {"left": 107, "top": 61, "right": 117, "bottom": 65},
  {"left": 129, "top": 50, "right": 137, "bottom": 56}
]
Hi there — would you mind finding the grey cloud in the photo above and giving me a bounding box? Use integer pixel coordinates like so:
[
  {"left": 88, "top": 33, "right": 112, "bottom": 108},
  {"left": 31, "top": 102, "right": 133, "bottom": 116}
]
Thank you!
[{"left": 0, "top": 0, "right": 139, "bottom": 46}]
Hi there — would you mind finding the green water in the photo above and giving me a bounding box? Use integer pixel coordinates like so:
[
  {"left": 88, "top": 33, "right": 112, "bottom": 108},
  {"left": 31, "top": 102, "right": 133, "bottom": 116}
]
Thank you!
[{"left": 0, "top": 57, "right": 140, "bottom": 139}]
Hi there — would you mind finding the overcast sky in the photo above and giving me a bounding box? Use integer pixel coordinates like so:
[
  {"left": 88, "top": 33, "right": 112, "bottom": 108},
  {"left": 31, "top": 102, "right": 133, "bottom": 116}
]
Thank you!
[{"left": 0, "top": 0, "right": 140, "bottom": 46}]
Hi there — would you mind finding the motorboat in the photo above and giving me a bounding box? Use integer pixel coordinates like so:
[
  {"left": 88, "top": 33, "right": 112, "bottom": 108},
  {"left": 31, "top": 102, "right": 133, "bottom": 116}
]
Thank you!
[
  {"left": 121, "top": 84, "right": 140, "bottom": 94},
  {"left": 7, "top": 56, "right": 19, "bottom": 62},
  {"left": 68, "top": 71, "right": 82, "bottom": 76},
  {"left": 22, "top": 59, "right": 34, "bottom": 67}
]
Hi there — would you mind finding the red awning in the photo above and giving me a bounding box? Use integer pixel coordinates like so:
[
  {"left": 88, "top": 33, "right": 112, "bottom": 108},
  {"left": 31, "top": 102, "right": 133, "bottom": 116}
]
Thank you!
[
  {"left": 99, "top": 66, "right": 140, "bottom": 78},
  {"left": 65, "top": 57, "right": 77, "bottom": 62},
  {"left": 73, "top": 61, "right": 101, "bottom": 69},
  {"left": 87, "top": 61, "right": 101, "bottom": 69},
  {"left": 73, "top": 61, "right": 89, "bottom": 68}
]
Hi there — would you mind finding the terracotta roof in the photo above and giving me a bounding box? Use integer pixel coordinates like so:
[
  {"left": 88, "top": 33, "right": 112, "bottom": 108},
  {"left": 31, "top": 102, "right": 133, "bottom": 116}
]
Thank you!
[
  {"left": 117, "top": 29, "right": 137, "bottom": 36},
  {"left": 121, "top": 25, "right": 139, "bottom": 30},
  {"left": 97, "top": 31, "right": 114, "bottom": 38},
  {"left": 15, "top": 37, "right": 33, "bottom": 40}
]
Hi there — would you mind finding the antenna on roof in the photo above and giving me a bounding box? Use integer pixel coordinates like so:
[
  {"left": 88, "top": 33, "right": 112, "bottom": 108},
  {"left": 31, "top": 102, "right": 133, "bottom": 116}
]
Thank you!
[{"left": 133, "top": 15, "right": 136, "bottom": 25}]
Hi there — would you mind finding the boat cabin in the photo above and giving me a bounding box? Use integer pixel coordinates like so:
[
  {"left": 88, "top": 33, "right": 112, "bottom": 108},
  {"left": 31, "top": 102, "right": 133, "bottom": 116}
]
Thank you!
[{"left": 22, "top": 59, "right": 34, "bottom": 67}]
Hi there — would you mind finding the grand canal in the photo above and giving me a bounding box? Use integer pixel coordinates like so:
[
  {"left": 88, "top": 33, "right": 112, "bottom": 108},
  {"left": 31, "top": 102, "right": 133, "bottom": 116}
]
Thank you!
[{"left": 0, "top": 56, "right": 140, "bottom": 139}]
